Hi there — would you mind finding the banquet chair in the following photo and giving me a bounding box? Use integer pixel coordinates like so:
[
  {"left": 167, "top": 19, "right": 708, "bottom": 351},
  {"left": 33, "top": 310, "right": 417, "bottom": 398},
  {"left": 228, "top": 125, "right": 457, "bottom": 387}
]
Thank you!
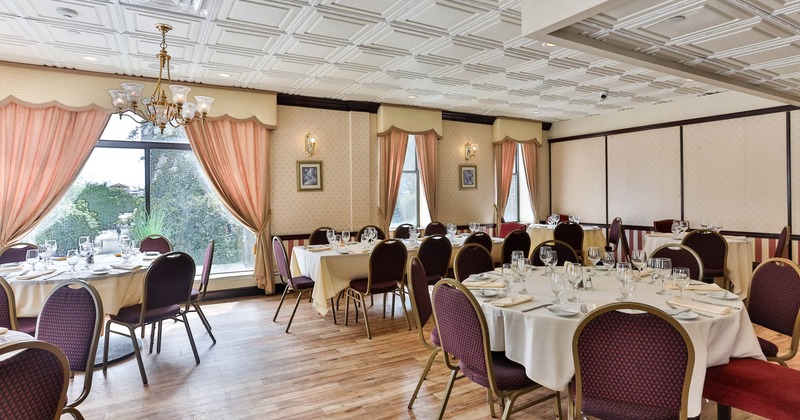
[
  {"left": 651, "top": 244, "right": 705, "bottom": 280},
  {"left": 345, "top": 239, "right": 409, "bottom": 339},
  {"left": 406, "top": 257, "right": 442, "bottom": 409},
  {"left": 1, "top": 275, "right": 36, "bottom": 335},
  {"left": 554, "top": 221, "right": 583, "bottom": 261},
  {"left": 394, "top": 223, "right": 414, "bottom": 239},
  {"left": 431, "top": 279, "right": 561, "bottom": 420},
  {"left": 753, "top": 225, "right": 791, "bottom": 269},
  {"left": 463, "top": 231, "right": 493, "bottom": 253},
  {"left": 500, "top": 229, "right": 531, "bottom": 265},
  {"left": 571, "top": 302, "right": 695, "bottom": 420},
  {"left": 139, "top": 234, "right": 173, "bottom": 254},
  {"left": 273, "top": 236, "right": 334, "bottom": 331},
  {"left": 682, "top": 229, "right": 728, "bottom": 288},
  {"left": 417, "top": 235, "right": 452, "bottom": 286},
  {"left": 188, "top": 241, "right": 216, "bottom": 343},
  {"left": 103, "top": 252, "right": 200, "bottom": 385},
  {"left": 529, "top": 240, "right": 578, "bottom": 266},
  {"left": 308, "top": 226, "right": 333, "bottom": 246},
  {"left": 36, "top": 280, "right": 102, "bottom": 415},
  {"left": 0, "top": 242, "right": 37, "bottom": 264},
  {"left": 423, "top": 221, "right": 447, "bottom": 236},
  {"left": 558, "top": 214, "right": 570, "bottom": 222},
  {"left": 453, "top": 244, "right": 495, "bottom": 282},
  {"left": 747, "top": 258, "right": 800, "bottom": 366},
  {"left": 0, "top": 340, "right": 72, "bottom": 420},
  {"left": 653, "top": 219, "right": 676, "bottom": 233},
  {"left": 606, "top": 217, "right": 631, "bottom": 263},
  {"left": 356, "top": 225, "right": 386, "bottom": 242},
  {"left": 498, "top": 221, "right": 525, "bottom": 238}
]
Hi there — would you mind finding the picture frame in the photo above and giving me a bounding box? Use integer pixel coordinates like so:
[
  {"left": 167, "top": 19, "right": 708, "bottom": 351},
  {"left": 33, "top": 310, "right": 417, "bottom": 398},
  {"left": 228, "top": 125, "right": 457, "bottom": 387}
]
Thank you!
[
  {"left": 460, "top": 165, "right": 477, "bottom": 189},
  {"left": 297, "top": 161, "right": 323, "bottom": 191}
]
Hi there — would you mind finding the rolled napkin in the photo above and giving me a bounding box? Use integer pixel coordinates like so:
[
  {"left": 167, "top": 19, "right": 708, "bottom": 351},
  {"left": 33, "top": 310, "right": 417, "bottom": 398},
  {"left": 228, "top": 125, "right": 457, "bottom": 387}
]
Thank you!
[
  {"left": 668, "top": 297, "right": 731, "bottom": 315},
  {"left": 665, "top": 282, "right": 722, "bottom": 291},
  {"left": 0, "top": 264, "right": 23, "bottom": 273},
  {"left": 492, "top": 294, "right": 533, "bottom": 307},
  {"left": 110, "top": 263, "right": 142, "bottom": 271},
  {"left": 305, "top": 245, "right": 331, "bottom": 252},
  {"left": 17, "top": 269, "right": 57, "bottom": 280},
  {"left": 0, "top": 327, "right": 7, "bottom": 335},
  {"left": 463, "top": 276, "right": 506, "bottom": 289}
]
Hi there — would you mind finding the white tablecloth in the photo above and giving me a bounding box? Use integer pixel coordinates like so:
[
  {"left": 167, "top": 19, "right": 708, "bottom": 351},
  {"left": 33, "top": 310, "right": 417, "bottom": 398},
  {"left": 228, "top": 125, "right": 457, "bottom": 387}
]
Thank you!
[
  {"left": 3, "top": 255, "right": 149, "bottom": 317},
  {"left": 526, "top": 224, "right": 607, "bottom": 260},
  {"left": 291, "top": 237, "right": 504, "bottom": 316},
  {"left": 642, "top": 233, "right": 754, "bottom": 298},
  {"left": 477, "top": 269, "right": 763, "bottom": 417}
]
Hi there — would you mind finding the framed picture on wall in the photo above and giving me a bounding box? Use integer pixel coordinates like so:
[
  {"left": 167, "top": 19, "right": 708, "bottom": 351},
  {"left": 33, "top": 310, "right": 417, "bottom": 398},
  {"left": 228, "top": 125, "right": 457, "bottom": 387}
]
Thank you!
[
  {"left": 460, "top": 165, "right": 477, "bottom": 189},
  {"left": 297, "top": 161, "right": 323, "bottom": 191}
]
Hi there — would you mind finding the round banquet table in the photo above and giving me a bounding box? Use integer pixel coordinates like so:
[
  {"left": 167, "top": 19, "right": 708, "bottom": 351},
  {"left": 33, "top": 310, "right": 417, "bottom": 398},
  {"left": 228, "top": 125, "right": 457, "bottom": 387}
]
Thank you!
[
  {"left": 473, "top": 267, "right": 763, "bottom": 417},
  {"left": 526, "top": 224, "right": 607, "bottom": 258}
]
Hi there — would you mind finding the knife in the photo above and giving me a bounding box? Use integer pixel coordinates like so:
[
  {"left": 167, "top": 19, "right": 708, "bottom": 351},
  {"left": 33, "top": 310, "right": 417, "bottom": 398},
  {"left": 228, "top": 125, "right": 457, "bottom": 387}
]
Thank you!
[
  {"left": 522, "top": 303, "right": 553, "bottom": 312},
  {"left": 691, "top": 298, "right": 741, "bottom": 310},
  {"left": 666, "top": 301, "right": 714, "bottom": 318}
]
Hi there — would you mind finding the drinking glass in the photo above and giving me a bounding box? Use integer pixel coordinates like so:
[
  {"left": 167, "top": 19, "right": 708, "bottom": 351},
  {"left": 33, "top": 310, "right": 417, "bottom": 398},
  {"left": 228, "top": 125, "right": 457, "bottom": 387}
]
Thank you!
[
  {"left": 78, "top": 236, "right": 90, "bottom": 249},
  {"left": 518, "top": 258, "right": 531, "bottom": 294},
  {"left": 615, "top": 261, "right": 632, "bottom": 281},
  {"left": 469, "top": 222, "right": 478, "bottom": 233},
  {"left": 539, "top": 246, "right": 553, "bottom": 276},
  {"left": 66, "top": 249, "right": 80, "bottom": 272},
  {"left": 80, "top": 242, "right": 94, "bottom": 268},
  {"left": 655, "top": 257, "right": 672, "bottom": 295},
  {"left": 550, "top": 272, "right": 566, "bottom": 304},
  {"left": 673, "top": 267, "right": 691, "bottom": 298},
  {"left": 617, "top": 272, "right": 636, "bottom": 301},
  {"left": 586, "top": 246, "right": 601, "bottom": 274},
  {"left": 547, "top": 250, "right": 558, "bottom": 275},
  {"left": 647, "top": 257, "right": 659, "bottom": 285},
  {"left": 45, "top": 239, "right": 57, "bottom": 262},
  {"left": 38, "top": 244, "right": 50, "bottom": 268},
  {"left": 326, "top": 229, "right": 335, "bottom": 245},
  {"left": 568, "top": 214, "right": 575, "bottom": 223},
  {"left": 341, "top": 230, "right": 351, "bottom": 244},
  {"left": 502, "top": 263, "right": 513, "bottom": 277},
  {"left": 679, "top": 220, "right": 689, "bottom": 234},
  {"left": 671, "top": 220, "right": 681, "bottom": 238},
  {"left": 573, "top": 214, "right": 581, "bottom": 224},
  {"left": 631, "top": 250, "right": 647, "bottom": 274},
  {"left": 119, "top": 238, "right": 133, "bottom": 263},
  {"left": 602, "top": 251, "right": 615, "bottom": 275},
  {"left": 565, "top": 262, "right": 583, "bottom": 302},
  {"left": 25, "top": 249, "right": 38, "bottom": 270},
  {"left": 511, "top": 250, "right": 524, "bottom": 270}
]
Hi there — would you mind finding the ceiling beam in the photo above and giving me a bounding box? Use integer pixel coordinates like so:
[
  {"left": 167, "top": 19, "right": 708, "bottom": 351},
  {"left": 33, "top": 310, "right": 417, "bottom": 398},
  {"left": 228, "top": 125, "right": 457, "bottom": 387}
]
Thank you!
[{"left": 521, "top": 0, "right": 630, "bottom": 39}]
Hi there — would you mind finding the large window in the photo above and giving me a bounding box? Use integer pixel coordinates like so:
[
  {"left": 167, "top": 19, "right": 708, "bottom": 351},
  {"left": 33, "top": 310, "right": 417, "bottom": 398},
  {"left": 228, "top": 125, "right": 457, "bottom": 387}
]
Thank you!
[
  {"left": 391, "top": 136, "right": 430, "bottom": 228},
  {"left": 27, "top": 115, "right": 254, "bottom": 277},
  {"left": 503, "top": 143, "right": 534, "bottom": 223}
]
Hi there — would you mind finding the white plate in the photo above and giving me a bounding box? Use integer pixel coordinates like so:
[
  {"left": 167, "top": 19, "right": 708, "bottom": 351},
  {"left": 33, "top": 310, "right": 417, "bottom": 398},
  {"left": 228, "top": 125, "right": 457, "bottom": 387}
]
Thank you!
[
  {"left": 0, "top": 262, "right": 21, "bottom": 268},
  {"left": 145, "top": 251, "right": 160, "bottom": 256},
  {"left": 547, "top": 305, "right": 579, "bottom": 317},
  {"left": 90, "top": 269, "right": 109, "bottom": 275},
  {"left": 468, "top": 272, "right": 497, "bottom": 281},
  {"left": 666, "top": 309, "right": 700, "bottom": 320},
  {"left": 708, "top": 291, "right": 738, "bottom": 300}
]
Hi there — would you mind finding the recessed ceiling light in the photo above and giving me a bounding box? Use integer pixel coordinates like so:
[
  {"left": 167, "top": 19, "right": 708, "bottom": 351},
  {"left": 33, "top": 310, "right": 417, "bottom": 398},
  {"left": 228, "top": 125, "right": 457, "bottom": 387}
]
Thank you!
[
  {"left": 66, "top": 29, "right": 81, "bottom": 35},
  {"left": 685, "top": 78, "right": 694, "bottom": 82},
  {"left": 407, "top": 95, "right": 417, "bottom": 99},
  {"left": 218, "top": 73, "right": 230, "bottom": 78},
  {"left": 55, "top": 7, "right": 78, "bottom": 19},
  {"left": 667, "top": 15, "right": 686, "bottom": 23},
  {"left": 532, "top": 111, "right": 540, "bottom": 114},
  {"left": 542, "top": 42, "right": 557, "bottom": 48},
  {"left": 82, "top": 56, "right": 98, "bottom": 62}
]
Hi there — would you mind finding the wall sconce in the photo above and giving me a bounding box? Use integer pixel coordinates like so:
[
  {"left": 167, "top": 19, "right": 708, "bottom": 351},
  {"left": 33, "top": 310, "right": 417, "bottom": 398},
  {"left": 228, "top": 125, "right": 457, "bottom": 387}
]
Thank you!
[
  {"left": 465, "top": 142, "right": 477, "bottom": 160},
  {"left": 304, "top": 133, "right": 317, "bottom": 156}
]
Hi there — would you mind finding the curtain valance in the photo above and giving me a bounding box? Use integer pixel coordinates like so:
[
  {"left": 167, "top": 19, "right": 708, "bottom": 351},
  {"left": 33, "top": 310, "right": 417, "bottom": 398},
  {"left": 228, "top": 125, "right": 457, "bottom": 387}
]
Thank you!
[
  {"left": 492, "top": 117, "right": 542, "bottom": 145},
  {"left": 377, "top": 104, "right": 442, "bottom": 138}
]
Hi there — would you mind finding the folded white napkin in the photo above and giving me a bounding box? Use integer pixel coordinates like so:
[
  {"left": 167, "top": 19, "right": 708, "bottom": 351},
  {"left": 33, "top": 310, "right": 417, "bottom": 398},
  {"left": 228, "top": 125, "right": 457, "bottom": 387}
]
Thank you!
[
  {"left": 0, "top": 264, "right": 23, "bottom": 273},
  {"left": 668, "top": 297, "right": 731, "bottom": 315},
  {"left": 665, "top": 283, "right": 722, "bottom": 291},
  {"left": 110, "top": 263, "right": 142, "bottom": 271},
  {"left": 0, "top": 327, "right": 7, "bottom": 335},
  {"left": 305, "top": 245, "right": 331, "bottom": 252},
  {"left": 17, "top": 269, "right": 57, "bottom": 280},
  {"left": 464, "top": 280, "right": 506, "bottom": 289},
  {"left": 492, "top": 294, "right": 533, "bottom": 307}
]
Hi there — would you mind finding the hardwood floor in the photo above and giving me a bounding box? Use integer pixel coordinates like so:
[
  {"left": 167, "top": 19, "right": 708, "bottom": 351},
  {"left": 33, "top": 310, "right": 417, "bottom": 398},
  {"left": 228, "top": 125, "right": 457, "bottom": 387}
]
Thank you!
[{"left": 70, "top": 292, "right": 786, "bottom": 419}]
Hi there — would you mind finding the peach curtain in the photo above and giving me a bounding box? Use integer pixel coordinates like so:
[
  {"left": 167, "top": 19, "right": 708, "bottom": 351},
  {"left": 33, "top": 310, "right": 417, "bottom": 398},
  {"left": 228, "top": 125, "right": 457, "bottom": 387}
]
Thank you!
[
  {"left": 0, "top": 101, "right": 108, "bottom": 249},
  {"left": 520, "top": 141, "right": 539, "bottom": 222},
  {"left": 185, "top": 119, "right": 275, "bottom": 293},
  {"left": 414, "top": 132, "right": 438, "bottom": 221},
  {"left": 378, "top": 129, "right": 409, "bottom": 235},
  {"left": 493, "top": 139, "right": 517, "bottom": 228}
]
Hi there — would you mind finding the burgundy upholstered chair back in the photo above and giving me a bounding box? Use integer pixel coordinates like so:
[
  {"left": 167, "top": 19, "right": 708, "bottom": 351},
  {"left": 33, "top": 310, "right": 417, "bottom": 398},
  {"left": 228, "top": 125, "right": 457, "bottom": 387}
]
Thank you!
[
  {"left": 366, "top": 239, "right": 407, "bottom": 292},
  {"left": 554, "top": 222, "right": 583, "bottom": 255},
  {"left": 499, "top": 222, "right": 526, "bottom": 238},
  {"left": 501, "top": 229, "right": 531, "bottom": 264},
  {"left": 651, "top": 245, "right": 705, "bottom": 280},
  {"left": 463, "top": 232, "right": 492, "bottom": 253},
  {"left": 424, "top": 221, "right": 447, "bottom": 236},
  {"left": 394, "top": 223, "right": 414, "bottom": 239},
  {"left": 308, "top": 227, "right": 333, "bottom": 246},
  {"left": 357, "top": 225, "right": 386, "bottom": 241},
  {"left": 749, "top": 259, "right": 800, "bottom": 337},
  {"left": 196, "top": 240, "right": 215, "bottom": 301},
  {"left": 139, "top": 235, "right": 173, "bottom": 254},
  {"left": 558, "top": 214, "right": 570, "bottom": 222},
  {"left": 272, "top": 236, "right": 300, "bottom": 289},
  {"left": 530, "top": 240, "right": 579, "bottom": 266},
  {"left": 144, "top": 252, "right": 195, "bottom": 312},
  {"left": 0, "top": 242, "right": 37, "bottom": 265},
  {"left": 0, "top": 277, "right": 15, "bottom": 329},
  {"left": 417, "top": 235, "right": 452, "bottom": 279},
  {"left": 681, "top": 230, "right": 727, "bottom": 276},
  {"left": 775, "top": 225, "right": 791, "bottom": 259},
  {"left": 453, "top": 244, "right": 494, "bottom": 281},
  {"left": 653, "top": 219, "right": 675, "bottom": 233},
  {"left": 573, "top": 303, "right": 693, "bottom": 419},
  {"left": 0, "top": 341, "right": 70, "bottom": 420},
  {"left": 408, "top": 257, "right": 434, "bottom": 331}
]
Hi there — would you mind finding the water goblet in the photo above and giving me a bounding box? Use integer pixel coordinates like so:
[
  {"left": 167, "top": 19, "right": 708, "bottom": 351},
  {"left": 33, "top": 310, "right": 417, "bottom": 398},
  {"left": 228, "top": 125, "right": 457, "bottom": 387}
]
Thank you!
[
  {"left": 568, "top": 214, "right": 575, "bottom": 223},
  {"left": 586, "top": 246, "right": 601, "bottom": 275},
  {"left": 539, "top": 246, "right": 553, "bottom": 276},
  {"left": 565, "top": 262, "right": 583, "bottom": 302},
  {"left": 25, "top": 249, "right": 39, "bottom": 271},
  {"left": 617, "top": 272, "right": 636, "bottom": 301},
  {"left": 45, "top": 239, "right": 57, "bottom": 264},
  {"left": 511, "top": 250, "right": 524, "bottom": 269},
  {"left": 502, "top": 263, "right": 513, "bottom": 277},
  {"left": 518, "top": 258, "right": 531, "bottom": 294},
  {"left": 547, "top": 250, "right": 558, "bottom": 275},
  {"left": 602, "top": 251, "right": 615, "bottom": 275},
  {"left": 573, "top": 214, "right": 581, "bottom": 224},
  {"left": 66, "top": 249, "right": 80, "bottom": 272},
  {"left": 341, "top": 230, "right": 351, "bottom": 244},
  {"left": 615, "top": 262, "right": 632, "bottom": 281},
  {"left": 671, "top": 220, "right": 681, "bottom": 239},
  {"left": 655, "top": 257, "right": 672, "bottom": 295},
  {"left": 631, "top": 250, "right": 647, "bottom": 276},
  {"left": 326, "top": 229, "right": 335, "bottom": 246},
  {"left": 679, "top": 220, "right": 689, "bottom": 234},
  {"left": 550, "top": 272, "right": 566, "bottom": 304},
  {"left": 38, "top": 244, "right": 50, "bottom": 268},
  {"left": 647, "top": 257, "right": 660, "bottom": 285},
  {"left": 673, "top": 267, "right": 691, "bottom": 298}
]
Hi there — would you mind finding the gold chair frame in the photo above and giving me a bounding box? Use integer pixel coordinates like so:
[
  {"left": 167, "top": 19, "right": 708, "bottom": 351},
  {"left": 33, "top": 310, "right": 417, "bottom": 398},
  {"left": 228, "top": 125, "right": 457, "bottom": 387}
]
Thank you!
[
  {"left": 651, "top": 244, "right": 705, "bottom": 280},
  {"left": 749, "top": 258, "right": 800, "bottom": 366},
  {"left": 529, "top": 239, "right": 579, "bottom": 265},
  {"left": 682, "top": 229, "right": 729, "bottom": 290},
  {"left": 0, "top": 275, "right": 19, "bottom": 330},
  {"left": 452, "top": 243, "right": 493, "bottom": 282},
  {"left": 0, "top": 340, "right": 73, "bottom": 420}
]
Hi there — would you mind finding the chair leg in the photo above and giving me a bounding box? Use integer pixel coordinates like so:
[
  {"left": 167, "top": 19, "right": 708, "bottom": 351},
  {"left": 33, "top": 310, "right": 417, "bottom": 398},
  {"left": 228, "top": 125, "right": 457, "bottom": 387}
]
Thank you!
[
  {"left": 398, "top": 287, "right": 411, "bottom": 330},
  {"left": 436, "top": 369, "right": 458, "bottom": 420},
  {"left": 127, "top": 324, "right": 148, "bottom": 385},
  {"left": 358, "top": 293, "right": 372, "bottom": 339},
  {"left": 286, "top": 290, "right": 305, "bottom": 333},
  {"left": 488, "top": 389, "right": 497, "bottom": 418},
  {"left": 149, "top": 321, "right": 157, "bottom": 354},
  {"left": 344, "top": 292, "right": 351, "bottom": 326},
  {"left": 353, "top": 294, "right": 360, "bottom": 324},
  {"left": 102, "top": 320, "right": 112, "bottom": 373},
  {"left": 329, "top": 298, "right": 337, "bottom": 325},
  {"left": 408, "top": 348, "right": 440, "bottom": 409},
  {"left": 156, "top": 320, "right": 163, "bottom": 353},
  {"left": 193, "top": 303, "right": 216, "bottom": 343},
  {"left": 383, "top": 292, "right": 388, "bottom": 318},
  {"left": 181, "top": 312, "right": 200, "bottom": 365},
  {"left": 273, "top": 286, "right": 290, "bottom": 322},
  {"left": 62, "top": 406, "right": 85, "bottom": 420}
]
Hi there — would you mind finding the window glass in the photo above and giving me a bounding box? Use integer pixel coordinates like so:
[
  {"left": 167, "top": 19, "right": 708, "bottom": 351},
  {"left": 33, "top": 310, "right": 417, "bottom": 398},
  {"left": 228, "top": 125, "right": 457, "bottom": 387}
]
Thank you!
[{"left": 100, "top": 115, "right": 190, "bottom": 143}]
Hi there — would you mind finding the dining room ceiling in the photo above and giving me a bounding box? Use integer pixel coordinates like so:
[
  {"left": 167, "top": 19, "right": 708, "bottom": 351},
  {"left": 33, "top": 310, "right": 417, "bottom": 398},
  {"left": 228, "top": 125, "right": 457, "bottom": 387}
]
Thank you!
[{"left": 0, "top": 0, "right": 795, "bottom": 123}]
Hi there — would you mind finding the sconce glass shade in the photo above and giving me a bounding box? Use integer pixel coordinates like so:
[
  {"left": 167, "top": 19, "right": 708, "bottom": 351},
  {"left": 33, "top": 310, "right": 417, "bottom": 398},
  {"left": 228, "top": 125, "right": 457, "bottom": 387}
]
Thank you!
[
  {"left": 305, "top": 133, "right": 317, "bottom": 156},
  {"left": 465, "top": 142, "right": 477, "bottom": 160}
]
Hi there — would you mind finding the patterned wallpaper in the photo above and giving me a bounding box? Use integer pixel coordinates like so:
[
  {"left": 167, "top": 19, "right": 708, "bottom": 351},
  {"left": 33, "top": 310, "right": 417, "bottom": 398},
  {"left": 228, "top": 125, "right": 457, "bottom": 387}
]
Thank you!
[
  {"left": 792, "top": 111, "right": 800, "bottom": 231},
  {"left": 608, "top": 127, "right": 681, "bottom": 227},
  {"left": 537, "top": 131, "right": 550, "bottom": 222},
  {"left": 550, "top": 136, "right": 606, "bottom": 223},
  {"left": 683, "top": 113, "right": 786, "bottom": 233}
]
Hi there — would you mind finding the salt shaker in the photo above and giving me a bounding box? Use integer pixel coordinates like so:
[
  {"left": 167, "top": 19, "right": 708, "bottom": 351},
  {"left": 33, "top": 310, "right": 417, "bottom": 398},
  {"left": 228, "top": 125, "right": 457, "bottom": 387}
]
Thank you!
[{"left": 584, "top": 276, "right": 593, "bottom": 290}]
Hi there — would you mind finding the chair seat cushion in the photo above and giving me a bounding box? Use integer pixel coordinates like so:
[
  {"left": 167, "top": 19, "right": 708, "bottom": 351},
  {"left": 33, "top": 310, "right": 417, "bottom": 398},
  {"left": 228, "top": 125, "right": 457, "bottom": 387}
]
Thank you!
[
  {"left": 460, "top": 351, "right": 535, "bottom": 390},
  {"left": 349, "top": 278, "right": 397, "bottom": 294},
  {"left": 111, "top": 304, "right": 182, "bottom": 324},
  {"left": 430, "top": 327, "right": 440, "bottom": 347},
  {"left": 758, "top": 336, "right": 779, "bottom": 358},
  {"left": 291, "top": 275, "right": 315, "bottom": 290},
  {"left": 16, "top": 317, "right": 36, "bottom": 335},
  {"left": 578, "top": 395, "right": 678, "bottom": 420}
]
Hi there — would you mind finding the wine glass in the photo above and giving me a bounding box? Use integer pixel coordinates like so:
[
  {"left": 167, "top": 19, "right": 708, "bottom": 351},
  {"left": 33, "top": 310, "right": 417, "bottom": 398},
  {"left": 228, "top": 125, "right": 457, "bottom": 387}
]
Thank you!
[
  {"left": 586, "top": 246, "right": 601, "bottom": 275},
  {"left": 550, "top": 272, "right": 566, "bottom": 304},
  {"left": 615, "top": 261, "right": 632, "bottom": 282},
  {"left": 673, "top": 267, "right": 691, "bottom": 298},
  {"left": 38, "top": 244, "right": 50, "bottom": 268},
  {"left": 679, "top": 220, "right": 689, "bottom": 234},
  {"left": 511, "top": 250, "right": 524, "bottom": 269},
  {"left": 631, "top": 250, "right": 647, "bottom": 275},
  {"left": 655, "top": 257, "right": 672, "bottom": 295},
  {"left": 45, "top": 239, "right": 57, "bottom": 263},
  {"left": 547, "top": 250, "right": 558, "bottom": 275},
  {"left": 341, "top": 230, "right": 351, "bottom": 244},
  {"left": 539, "top": 246, "right": 553, "bottom": 276},
  {"left": 602, "top": 252, "right": 615, "bottom": 275},
  {"left": 326, "top": 229, "right": 335, "bottom": 246},
  {"left": 671, "top": 220, "right": 681, "bottom": 238},
  {"left": 25, "top": 249, "right": 39, "bottom": 270},
  {"left": 119, "top": 238, "right": 133, "bottom": 263},
  {"left": 80, "top": 241, "right": 94, "bottom": 269},
  {"left": 647, "top": 257, "right": 660, "bottom": 285},
  {"left": 617, "top": 271, "right": 636, "bottom": 301},
  {"left": 573, "top": 214, "right": 581, "bottom": 224},
  {"left": 565, "top": 262, "right": 583, "bottom": 303},
  {"left": 66, "top": 249, "right": 80, "bottom": 272},
  {"left": 519, "top": 258, "right": 532, "bottom": 294},
  {"left": 568, "top": 214, "right": 575, "bottom": 223}
]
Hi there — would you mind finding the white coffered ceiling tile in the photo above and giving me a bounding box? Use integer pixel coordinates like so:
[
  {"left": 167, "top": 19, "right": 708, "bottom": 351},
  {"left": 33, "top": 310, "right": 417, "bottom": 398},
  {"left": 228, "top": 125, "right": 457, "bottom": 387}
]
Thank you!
[
  {"left": 635, "top": 2, "right": 753, "bottom": 43},
  {"left": 201, "top": 47, "right": 263, "bottom": 69},
  {"left": 121, "top": 9, "right": 204, "bottom": 40},
  {"left": 393, "top": 57, "right": 447, "bottom": 76},
  {"left": 344, "top": 48, "right": 398, "bottom": 67},
  {"left": 405, "top": 0, "right": 481, "bottom": 31},
  {"left": 0, "top": 14, "right": 35, "bottom": 39},
  {"left": 301, "top": 12, "right": 373, "bottom": 42},
  {"left": 15, "top": 0, "right": 115, "bottom": 27},
  {"left": 126, "top": 35, "right": 196, "bottom": 61},
  {"left": 215, "top": 0, "right": 301, "bottom": 30},
  {"left": 49, "top": 47, "right": 125, "bottom": 68},
  {"left": 195, "top": 66, "right": 250, "bottom": 84},
  {"left": 425, "top": 40, "right": 485, "bottom": 62},
  {"left": 207, "top": 25, "right": 279, "bottom": 52},
  {"left": 269, "top": 57, "right": 319, "bottom": 76},
  {"left": 370, "top": 26, "right": 435, "bottom": 52},
  {"left": 0, "top": 0, "right": 17, "bottom": 15},
  {"left": 470, "top": 15, "right": 522, "bottom": 44},
  {"left": 32, "top": 22, "right": 118, "bottom": 50},
  {"left": 328, "top": 0, "right": 406, "bottom": 17},
  {"left": 729, "top": 43, "right": 800, "bottom": 67},
  {"left": 687, "top": 25, "right": 783, "bottom": 56}
]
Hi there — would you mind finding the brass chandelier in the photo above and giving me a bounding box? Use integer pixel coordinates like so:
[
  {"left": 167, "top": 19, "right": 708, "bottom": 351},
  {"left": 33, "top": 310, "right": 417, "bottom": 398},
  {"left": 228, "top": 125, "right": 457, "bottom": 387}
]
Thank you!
[{"left": 108, "top": 23, "right": 214, "bottom": 133}]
